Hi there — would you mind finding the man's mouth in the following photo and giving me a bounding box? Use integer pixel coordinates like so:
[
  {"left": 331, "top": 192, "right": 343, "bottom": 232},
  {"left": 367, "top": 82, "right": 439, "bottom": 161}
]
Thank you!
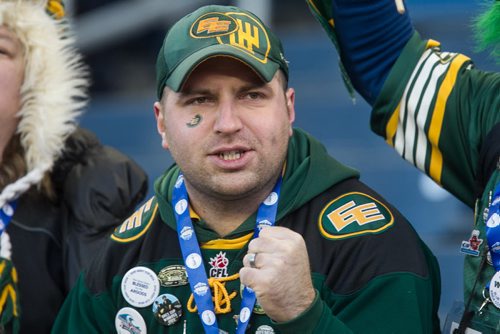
[{"left": 219, "top": 150, "right": 243, "bottom": 161}]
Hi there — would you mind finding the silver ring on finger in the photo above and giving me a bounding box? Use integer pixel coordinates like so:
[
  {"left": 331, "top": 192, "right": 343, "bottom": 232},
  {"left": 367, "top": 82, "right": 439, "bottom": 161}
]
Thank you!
[{"left": 248, "top": 252, "right": 258, "bottom": 269}]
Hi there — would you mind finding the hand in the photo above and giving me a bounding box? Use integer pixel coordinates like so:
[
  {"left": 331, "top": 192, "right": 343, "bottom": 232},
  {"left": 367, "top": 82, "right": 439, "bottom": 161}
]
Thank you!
[{"left": 239, "top": 226, "right": 315, "bottom": 322}]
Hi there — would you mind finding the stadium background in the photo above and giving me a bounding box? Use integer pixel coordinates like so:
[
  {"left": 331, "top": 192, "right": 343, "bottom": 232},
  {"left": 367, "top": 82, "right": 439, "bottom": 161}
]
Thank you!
[{"left": 65, "top": 0, "right": 498, "bottom": 325}]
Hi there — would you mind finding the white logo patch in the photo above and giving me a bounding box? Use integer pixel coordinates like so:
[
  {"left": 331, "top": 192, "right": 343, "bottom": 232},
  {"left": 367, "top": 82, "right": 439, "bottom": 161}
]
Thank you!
[
  {"left": 175, "top": 199, "right": 188, "bottom": 215},
  {"left": 202, "top": 310, "right": 216, "bottom": 325},
  {"left": 239, "top": 307, "right": 251, "bottom": 323},
  {"left": 194, "top": 282, "right": 210, "bottom": 296},
  {"left": 185, "top": 253, "right": 202, "bottom": 269},
  {"left": 180, "top": 226, "right": 194, "bottom": 241},
  {"left": 209, "top": 251, "right": 229, "bottom": 277},
  {"left": 263, "top": 192, "right": 278, "bottom": 206},
  {"left": 487, "top": 213, "right": 500, "bottom": 228}
]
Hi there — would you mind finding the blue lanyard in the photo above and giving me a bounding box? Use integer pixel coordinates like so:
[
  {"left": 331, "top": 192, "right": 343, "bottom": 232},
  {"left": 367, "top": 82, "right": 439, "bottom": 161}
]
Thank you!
[
  {"left": 172, "top": 173, "right": 282, "bottom": 334},
  {"left": 0, "top": 201, "right": 17, "bottom": 236},
  {"left": 486, "top": 183, "right": 500, "bottom": 272}
]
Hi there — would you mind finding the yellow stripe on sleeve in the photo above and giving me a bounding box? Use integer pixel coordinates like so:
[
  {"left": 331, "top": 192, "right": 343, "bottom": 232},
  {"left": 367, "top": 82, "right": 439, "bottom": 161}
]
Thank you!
[
  {"left": 385, "top": 102, "right": 401, "bottom": 147},
  {"left": 428, "top": 54, "right": 470, "bottom": 184}
]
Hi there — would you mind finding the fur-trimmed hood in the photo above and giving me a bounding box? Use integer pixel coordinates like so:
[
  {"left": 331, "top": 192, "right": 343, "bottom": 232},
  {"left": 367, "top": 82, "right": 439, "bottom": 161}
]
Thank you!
[{"left": 0, "top": 0, "right": 88, "bottom": 206}]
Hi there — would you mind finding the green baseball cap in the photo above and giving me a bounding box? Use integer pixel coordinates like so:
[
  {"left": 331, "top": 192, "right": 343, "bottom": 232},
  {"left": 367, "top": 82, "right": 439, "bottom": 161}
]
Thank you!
[{"left": 156, "top": 5, "right": 289, "bottom": 98}]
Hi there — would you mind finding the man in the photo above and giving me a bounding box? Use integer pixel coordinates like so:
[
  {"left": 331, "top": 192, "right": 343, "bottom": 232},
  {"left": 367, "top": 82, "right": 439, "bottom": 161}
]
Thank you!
[
  {"left": 53, "top": 5, "right": 441, "bottom": 333},
  {"left": 306, "top": 0, "right": 499, "bottom": 332}
]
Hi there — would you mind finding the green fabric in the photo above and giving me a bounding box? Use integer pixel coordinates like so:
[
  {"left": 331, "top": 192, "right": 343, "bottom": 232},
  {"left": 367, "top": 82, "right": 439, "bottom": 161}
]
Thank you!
[
  {"left": 373, "top": 32, "right": 500, "bottom": 207},
  {"left": 370, "top": 32, "right": 427, "bottom": 138},
  {"left": 272, "top": 291, "right": 330, "bottom": 333},
  {"left": 324, "top": 273, "right": 437, "bottom": 333},
  {"left": 369, "top": 30, "right": 500, "bottom": 329},
  {"left": 155, "top": 5, "right": 289, "bottom": 97}
]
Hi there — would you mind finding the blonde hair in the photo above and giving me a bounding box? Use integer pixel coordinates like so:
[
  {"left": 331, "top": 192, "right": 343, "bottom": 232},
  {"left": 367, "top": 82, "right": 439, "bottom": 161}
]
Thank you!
[{"left": 0, "top": 0, "right": 88, "bottom": 206}]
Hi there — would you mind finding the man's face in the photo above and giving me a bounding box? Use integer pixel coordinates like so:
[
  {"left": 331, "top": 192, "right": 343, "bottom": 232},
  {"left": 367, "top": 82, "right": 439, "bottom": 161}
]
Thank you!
[
  {"left": 154, "top": 57, "right": 295, "bottom": 201},
  {"left": 0, "top": 26, "right": 24, "bottom": 155}
]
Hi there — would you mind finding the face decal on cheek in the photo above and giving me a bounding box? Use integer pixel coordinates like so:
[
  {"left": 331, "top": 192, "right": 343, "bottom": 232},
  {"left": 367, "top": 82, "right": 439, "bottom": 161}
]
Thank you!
[{"left": 186, "top": 114, "right": 203, "bottom": 128}]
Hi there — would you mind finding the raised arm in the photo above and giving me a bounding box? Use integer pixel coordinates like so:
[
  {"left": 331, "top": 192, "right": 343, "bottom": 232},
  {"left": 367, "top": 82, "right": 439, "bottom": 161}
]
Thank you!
[
  {"left": 307, "top": 0, "right": 500, "bottom": 207},
  {"left": 307, "top": 0, "right": 413, "bottom": 104}
]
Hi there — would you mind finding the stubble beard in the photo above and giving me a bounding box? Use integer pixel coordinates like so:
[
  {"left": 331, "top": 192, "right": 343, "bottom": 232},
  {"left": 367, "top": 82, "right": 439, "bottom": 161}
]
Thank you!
[{"left": 183, "top": 161, "right": 282, "bottom": 205}]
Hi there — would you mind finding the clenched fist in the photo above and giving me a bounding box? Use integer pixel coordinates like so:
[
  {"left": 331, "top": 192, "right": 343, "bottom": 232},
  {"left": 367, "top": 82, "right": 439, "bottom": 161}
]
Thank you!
[{"left": 239, "top": 226, "right": 316, "bottom": 322}]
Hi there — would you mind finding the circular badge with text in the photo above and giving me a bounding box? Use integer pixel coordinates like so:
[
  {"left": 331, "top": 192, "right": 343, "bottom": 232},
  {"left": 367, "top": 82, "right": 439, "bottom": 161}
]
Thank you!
[
  {"left": 152, "top": 294, "right": 183, "bottom": 326},
  {"left": 121, "top": 266, "right": 160, "bottom": 308}
]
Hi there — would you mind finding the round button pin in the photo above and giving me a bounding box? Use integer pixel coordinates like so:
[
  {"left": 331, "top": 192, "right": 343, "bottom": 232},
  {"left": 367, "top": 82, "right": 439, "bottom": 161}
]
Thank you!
[
  {"left": 121, "top": 266, "right": 160, "bottom": 308},
  {"left": 152, "top": 294, "right": 183, "bottom": 326},
  {"left": 115, "top": 307, "right": 147, "bottom": 334}
]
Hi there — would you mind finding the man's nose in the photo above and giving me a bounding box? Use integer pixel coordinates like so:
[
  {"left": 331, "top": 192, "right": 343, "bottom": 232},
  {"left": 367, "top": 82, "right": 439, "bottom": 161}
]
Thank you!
[{"left": 213, "top": 100, "right": 243, "bottom": 134}]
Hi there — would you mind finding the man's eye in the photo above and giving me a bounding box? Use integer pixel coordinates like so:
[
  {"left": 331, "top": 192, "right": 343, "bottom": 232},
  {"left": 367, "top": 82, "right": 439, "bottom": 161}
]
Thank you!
[
  {"left": 188, "top": 97, "right": 210, "bottom": 105},
  {"left": 245, "top": 92, "right": 263, "bottom": 100}
]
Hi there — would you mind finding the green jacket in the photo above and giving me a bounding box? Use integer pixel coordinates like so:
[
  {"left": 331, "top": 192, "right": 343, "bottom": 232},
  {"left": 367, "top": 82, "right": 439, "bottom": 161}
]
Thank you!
[
  {"left": 376, "top": 34, "right": 499, "bottom": 331},
  {"left": 52, "top": 129, "right": 441, "bottom": 333},
  {"left": 308, "top": 0, "right": 500, "bottom": 329}
]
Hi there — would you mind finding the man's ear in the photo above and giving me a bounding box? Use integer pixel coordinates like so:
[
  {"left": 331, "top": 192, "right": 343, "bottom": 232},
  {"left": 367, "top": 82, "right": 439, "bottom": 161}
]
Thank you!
[{"left": 154, "top": 101, "right": 169, "bottom": 149}]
